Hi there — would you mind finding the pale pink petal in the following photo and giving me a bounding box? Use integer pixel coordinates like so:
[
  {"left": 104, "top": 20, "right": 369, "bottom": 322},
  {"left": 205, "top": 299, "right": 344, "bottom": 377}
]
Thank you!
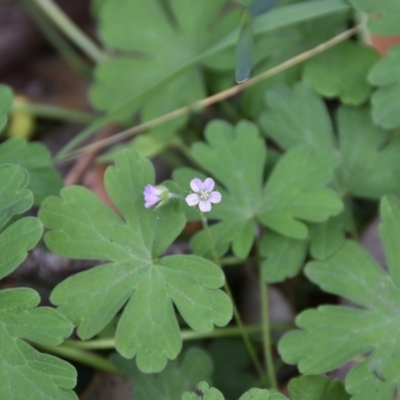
[
  {"left": 209, "top": 191, "right": 221, "bottom": 204},
  {"left": 143, "top": 185, "right": 162, "bottom": 208},
  {"left": 199, "top": 200, "right": 212, "bottom": 212},
  {"left": 186, "top": 193, "right": 200, "bottom": 206},
  {"left": 203, "top": 178, "right": 215, "bottom": 192},
  {"left": 190, "top": 178, "right": 203, "bottom": 193}
]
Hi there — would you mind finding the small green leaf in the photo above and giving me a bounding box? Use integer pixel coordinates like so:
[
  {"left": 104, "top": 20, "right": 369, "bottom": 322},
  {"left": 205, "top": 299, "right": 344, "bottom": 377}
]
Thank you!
[
  {"left": 236, "top": 12, "right": 254, "bottom": 83},
  {"left": 112, "top": 348, "right": 213, "bottom": 400},
  {"left": 302, "top": 41, "right": 379, "bottom": 105},
  {"left": 309, "top": 213, "right": 347, "bottom": 260},
  {"left": 279, "top": 196, "right": 400, "bottom": 400},
  {"left": 40, "top": 150, "right": 232, "bottom": 372},
  {"left": 0, "top": 85, "right": 13, "bottom": 134},
  {"left": 349, "top": 0, "right": 400, "bottom": 34},
  {"left": 0, "top": 288, "right": 76, "bottom": 399},
  {"left": 0, "top": 164, "right": 33, "bottom": 230},
  {"left": 0, "top": 138, "right": 63, "bottom": 205},
  {"left": 182, "top": 382, "right": 224, "bottom": 400},
  {"left": 288, "top": 375, "right": 350, "bottom": 400},
  {"left": 239, "top": 389, "right": 287, "bottom": 400},
  {"left": 259, "top": 232, "right": 307, "bottom": 283},
  {"left": 259, "top": 146, "right": 342, "bottom": 239},
  {"left": 369, "top": 45, "right": 400, "bottom": 129},
  {"left": 0, "top": 217, "right": 43, "bottom": 279}
]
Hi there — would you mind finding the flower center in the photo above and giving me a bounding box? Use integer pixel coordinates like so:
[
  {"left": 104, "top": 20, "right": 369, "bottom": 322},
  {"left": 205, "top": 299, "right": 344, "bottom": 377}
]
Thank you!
[{"left": 199, "top": 190, "right": 210, "bottom": 200}]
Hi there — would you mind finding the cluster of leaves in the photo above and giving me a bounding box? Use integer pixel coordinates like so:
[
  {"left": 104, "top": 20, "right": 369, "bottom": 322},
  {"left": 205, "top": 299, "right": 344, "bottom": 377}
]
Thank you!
[{"left": 3, "top": 0, "right": 400, "bottom": 399}]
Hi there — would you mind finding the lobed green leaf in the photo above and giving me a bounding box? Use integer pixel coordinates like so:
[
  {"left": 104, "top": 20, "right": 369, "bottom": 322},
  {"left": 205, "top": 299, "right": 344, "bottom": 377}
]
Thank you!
[
  {"left": 40, "top": 150, "right": 232, "bottom": 372},
  {"left": 0, "top": 138, "right": 63, "bottom": 205},
  {"left": 279, "top": 196, "right": 400, "bottom": 400}
]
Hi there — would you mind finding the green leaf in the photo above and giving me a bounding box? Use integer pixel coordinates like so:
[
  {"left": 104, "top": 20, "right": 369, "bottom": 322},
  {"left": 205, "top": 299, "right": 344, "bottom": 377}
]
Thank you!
[
  {"left": 90, "top": 0, "right": 238, "bottom": 123},
  {"left": 0, "top": 288, "right": 76, "bottom": 400},
  {"left": 39, "top": 150, "right": 232, "bottom": 372},
  {"left": 261, "top": 83, "right": 400, "bottom": 198},
  {"left": 279, "top": 195, "right": 400, "bottom": 400},
  {"left": 111, "top": 348, "right": 213, "bottom": 400},
  {"left": 182, "top": 120, "right": 266, "bottom": 258},
  {"left": 349, "top": 0, "right": 400, "bottom": 34},
  {"left": 182, "top": 382, "right": 288, "bottom": 400},
  {"left": 236, "top": 12, "right": 254, "bottom": 83},
  {"left": 0, "top": 163, "right": 74, "bottom": 398},
  {"left": 182, "top": 382, "right": 224, "bottom": 400},
  {"left": 368, "top": 45, "right": 400, "bottom": 129},
  {"left": 0, "top": 84, "right": 13, "bottom": 134},
  {"left": 309, "top": 213, "right": 347, "bottom": 260},
  {"left": 0, "top": 164, "right": 33, "bottom": 230},
  {"left": 176, "top": 120, "right": 341, "bottom": 258},
  {"left": 259, "top": 146, "right": 342, "bottom": 239},
  {"left": 288, "top": 375, "right": 350, "bottom": 400},
  {"left": 239, "top": 389, "right": 288, "bottom": 400},
  {"left": 302, "top": 41, "right": 379, "bottom": 105},
  {"left": 260, "top": 83, "right": 336, "bottom": 152},
  {"left": 0, "top": 164, "right": 42, "bottom": 279},
  {"left": 0, "top": 138, "right": 63, "bottom": 205},
  {"left": 334, "top": 106, "right": 400, "bottom": 198},
  {"left": 259, "top": 231, "right": 308, "bottom": 283}
]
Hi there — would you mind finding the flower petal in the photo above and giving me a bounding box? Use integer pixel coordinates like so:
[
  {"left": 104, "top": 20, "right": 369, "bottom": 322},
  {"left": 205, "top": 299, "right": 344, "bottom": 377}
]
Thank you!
[
  {"left": 199, "top": 200, "right": 212, "bottom": 212},
  {"left": 209, "top": 191, "right": 221, "bottom": 204},
  {"left": 190, "top": 178, "right": 203, "bottom": 193},
  {"left": 203, "top": 178, "right": 215, "bottom": 192},
  {"left": 186, "top": 193, "right": 200, "bottom": 206},
  {"left": 143, "top": 185, "right": 161, "bottom": 196}
]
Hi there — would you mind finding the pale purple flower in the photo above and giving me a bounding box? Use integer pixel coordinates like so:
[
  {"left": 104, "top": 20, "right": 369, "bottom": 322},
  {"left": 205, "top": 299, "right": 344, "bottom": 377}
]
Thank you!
[
  {"left": 186, "top": 178, "right": 222, "bottom": 212},
  {"left": 143, "top": 185, "right": 163, "bottom": 208}
]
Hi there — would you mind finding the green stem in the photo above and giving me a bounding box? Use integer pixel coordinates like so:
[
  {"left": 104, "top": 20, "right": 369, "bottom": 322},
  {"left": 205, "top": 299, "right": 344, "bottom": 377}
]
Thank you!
[
  {"left": 13, "top": 99, "right": 96, "bottom": 124},
  {"left": 200, "top": 212, "right": 266, "bottom": 385},
  {"left": 259, "top": 277, "right": 278, "bottom": 389},
  {"left": 61, "top": 322, "right": 295, "bottom": 351},
  {"left": 32, "top": 0, "right": 106, "bottom": 63},
  {"left": 22, "top": 0, "right": 91, "bottom": 76},
  {"left": 256, "top": 234, "right": 278, "bottom": 390},
  {"left": 33, "top": 342, "right": 120, "bottom": 375}
]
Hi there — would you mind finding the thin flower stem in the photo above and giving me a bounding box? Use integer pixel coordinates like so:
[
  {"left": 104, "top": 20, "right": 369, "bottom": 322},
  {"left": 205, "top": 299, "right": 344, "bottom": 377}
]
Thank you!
[
  {"left": 12, "top": 99, "right": 96, "bottom": 124},
  {"left": 199, "top": 212, "right": 266, "bottom": 385},
  {"left": 255, "top": 235, "right": 278, "bottom": 390},
  {"left": 56, "top": 25, "right": 361, "bottom": 163},
  {"left": 33, "top": 342, "right": 120, "bottom": 375},
  {"left": 259, "top": 275, "right": 278, "bottom": 390},
  {"left": 32, "top": 0, "right": 106, "bottom": 63}
]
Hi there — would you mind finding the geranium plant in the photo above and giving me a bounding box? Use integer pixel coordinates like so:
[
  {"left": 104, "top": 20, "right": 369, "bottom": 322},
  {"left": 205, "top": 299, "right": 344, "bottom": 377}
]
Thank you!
[{"left": 2, "top": 0, "right": 400, "bottom": 399}]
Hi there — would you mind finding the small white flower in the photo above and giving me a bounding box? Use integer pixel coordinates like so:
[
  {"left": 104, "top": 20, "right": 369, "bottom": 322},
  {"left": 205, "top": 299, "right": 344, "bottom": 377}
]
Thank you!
[{"left": 185, "top": 178, "right": 221, "bottom": 212}]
